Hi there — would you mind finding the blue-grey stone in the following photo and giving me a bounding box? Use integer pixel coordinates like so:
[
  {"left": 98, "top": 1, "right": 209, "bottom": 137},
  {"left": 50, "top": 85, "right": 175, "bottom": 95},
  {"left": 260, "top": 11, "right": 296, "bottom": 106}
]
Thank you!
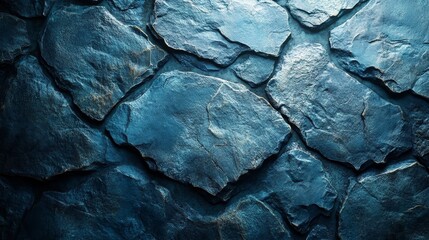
[
  {"left": 284, "top": 0, "right": 365, "bottom": 29},
  {"left": 107, "top": 71, "right": 291, "bottom": 195},
  {"left": 330, "top": 0, "right": 429, "bottom": 99},
  {"left": 19, "top": 165, "right": 291, "bottom": 239},
  {"left": 0, "top": 56, "right": 109, "bottom": 179},
  {"left": 0, "top": 0, "right": 44, "bottom": 17},
  {"left": 266, "top": 44, "right": 411, "bottom": 170},
  {"left": 0, "top": 178, "right": 34, "bottom": 240},
  {"left": 214, "top": 197, "right": 291, "bottom": 239},
  {"left": 339, "top": 160, "right": 429, "bottom": 239},
  {"left": 40, "top": 6, "right": 167, "bottom": 121},
  {"left": 306, "top": 225, "right": 331, "bottom": 240},
  {"left": 151, "top": 0, "right": 291, "bottom": 66},
  {"left": 232, "top": 55, "right": 276, "bottom": 87},
  {"left": 232, "top": 148, "right": 337, "bottom": 232},
  {"left": 0, "top": 13, "right": 30, "bottom": 63}
]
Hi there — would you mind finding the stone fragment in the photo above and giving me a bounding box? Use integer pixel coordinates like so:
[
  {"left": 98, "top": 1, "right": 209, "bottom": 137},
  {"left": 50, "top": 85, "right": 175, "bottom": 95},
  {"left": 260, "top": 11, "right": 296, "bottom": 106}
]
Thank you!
[
  {"left": 232, "top": 55, "right": 276, "bottom": 87},
  {"left": 41, "top": 6, "right": 167, "bottom": 121},
  {"left": 0, "top": 0, "right": 44, "bottom": 17},
  {"left": 330, "top": 0, "right": 429, "bottom": 99},
  {"left": 266, "top": 44, "right": 411, "bottom": 170},
  {"left": 151, "top": 0, "right": 291, "bottom": 65},
  {"left": 339, "top": 160, "right": 429, "bottom": 239},
  {"left": 234, "top": 149, "right": 337, "bottom": 232},
  {"left": 0, "top": 13, "right": 30, "bottom": 63},
  {"left": 0, "top": 178, "right": 34, "bottom": 239},
  {"left": 107, "top": 71, "right": 291, "bottom": 195},
  {"left": 216, "top": 197, "right": 291, "bottom": 239},
  {"left": 285, "top": 0, "right": 365, "bottom": 29},
  {"left": 0, "top": 56, "right": 108, "bottom": 179}
]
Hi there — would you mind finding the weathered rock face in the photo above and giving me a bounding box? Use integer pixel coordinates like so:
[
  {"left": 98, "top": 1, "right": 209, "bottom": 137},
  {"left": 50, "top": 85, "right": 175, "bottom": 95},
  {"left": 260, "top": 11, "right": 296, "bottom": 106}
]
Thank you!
[
  {"left": 330, "top": 0, "right": 429, "bottom": 99},
  {"left": 339, "top": 160, "right": 429, "bottom": 239},
  {"left": 234, "top": 148, "right": 337, "bottom": 232},
  {"left": 1, "top": 0, "right": 428, "bottom": 239},
  {"left": 19, "top": 165, "right": 292, "bottom": 239},
  {"left": 266, "top": 44, "right": 411, "bottom": 170},
  {"left": 151, "top": 0, "right": 291, "bottom": 65},
  {"left": 0, "top": 56, "right": 108, "bottom": 179},
  {"left": 284, "top": 0, "right": 365, "bottom": 29},
  {"left": 41, "top": 6, "right": 167, "bottom": 121},
  {"left": 0, "top": 0, "right": 44, "bottom": 17},
  {"left": 231, "top": 55, "right": 276, "bottom": 87},
  {"left": 0, "top": 13, "right": 30, "bottom": 63},
  {"left": 0, "top": 178, "right": 34, "bottom": 239},
  {"left": 107, "top": 71, "right": 291, "bottom": 195}
]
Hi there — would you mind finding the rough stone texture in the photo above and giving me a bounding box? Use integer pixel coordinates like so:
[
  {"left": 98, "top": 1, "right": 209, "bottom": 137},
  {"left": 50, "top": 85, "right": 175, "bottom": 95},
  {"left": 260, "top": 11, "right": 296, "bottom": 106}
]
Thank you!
[
  {"left": 0, "top": 56, "right": 109, "bottom": 179},
  {"left": 19, "top": 165, "right": 292, "bottom": 239},
  {"left": 339, "top": 160, "right": 429, "bottom": 239},
  {"left": 232, "top": 55, "right": 276, "bottom": 87},
  {"left": 266, "top": 44, "right": 411, "bottom": 170},
  {"left": 0, "top": 178, "right": 34, "bottom": 239},
  {"left": 41, "top": 6, "right": 167, "bottom": 121},
  {"left": 233, "top": 148, "right": 337, "bottom": 232},
  {"left": 285, "top": 0, "right": 365, "bottom": 29},
  {"left": 151, "top": 0, "right": 291, "bottom": 65},
  {"left": 0, "top": 0, "right": 44, "bottom": 17},
  {"left": 0, "top": 13, "right": 30, "bottom": 63},
  {"left": 330, "top": 0, "right": 429, "bottom": 99},
  {"left": 107, "top": 71, "right": 291, "bottom": 195},
  {"left": 0, "top": 1, "right": 427, "bottom": 239}
]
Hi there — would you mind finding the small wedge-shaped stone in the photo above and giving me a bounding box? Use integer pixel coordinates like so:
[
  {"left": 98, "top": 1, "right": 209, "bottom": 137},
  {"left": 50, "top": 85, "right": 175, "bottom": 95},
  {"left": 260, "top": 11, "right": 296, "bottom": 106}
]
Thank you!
[
  {"left": 151, "top": 0, "right": 291, "bottom": 65},
  {"left": 285, "top": 0, "right": 365, "bottom": 29},
  {"left": 107, "top": 71, "right": 291, "bottom": 195},
  {"left": 266, "top": 44, "right": 411, "bottom": 170},
  {"left": 232, "top": 55, "right": 276, "bottom": 87},
  {"left": 330, "top": 0, "right": 429, "bottom": 99},
  {"left": 339, "top": 160, "right": 429, "bottom": 239},
  {"left": 0, "top": 13, "right": 30, "bottom": 63},
  {"left": 41, "top": 6, "right": 167, "bottom": 121},
  {"left": 0, "top": 56, "right": 108, "bottom": 179}
]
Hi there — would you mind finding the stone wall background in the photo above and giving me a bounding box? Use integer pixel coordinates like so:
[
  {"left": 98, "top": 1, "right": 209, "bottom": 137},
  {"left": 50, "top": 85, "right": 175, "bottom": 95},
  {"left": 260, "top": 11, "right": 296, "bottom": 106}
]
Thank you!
[{"left": 0, "top": 0, "right": 428, "bottom": 239}]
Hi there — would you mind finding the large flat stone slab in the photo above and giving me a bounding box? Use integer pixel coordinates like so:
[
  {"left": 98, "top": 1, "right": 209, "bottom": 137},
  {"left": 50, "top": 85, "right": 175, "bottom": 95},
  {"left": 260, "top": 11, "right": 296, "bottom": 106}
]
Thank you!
[
  {"left": 330, "top": 0, "right": 429, "bottom": 99},
  {"left": 107, "top": 71, "right": 291, "bottom": 195},
  {"left": 41, "top": 6, "right": 167, "bottom": 121},
  {"left": 266, "top": 44, "right": 411, "bottom": 170},
  {"left": 0, "top": 56, "right": 108, "bottom": 179},
  {"left": 339, "top": 160, "right": 429, "bottom": 239},
  {"left": 151, "top": 0, "right": 291, "bottom": 65}
]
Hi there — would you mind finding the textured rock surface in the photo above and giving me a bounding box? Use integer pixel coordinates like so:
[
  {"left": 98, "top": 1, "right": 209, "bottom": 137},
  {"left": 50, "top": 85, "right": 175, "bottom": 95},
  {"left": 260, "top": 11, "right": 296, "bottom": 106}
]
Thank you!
[
  {"left": 1, "top": 1, "right": 427, "bottom": 239},
  {"left": 0, "top": 13, "right": 30, "bottom": 63},
  {"left": 233, "top": 148, "right": 337, "bottom": 232},
  {"left": 267, "top": 44, "right": 411, "bottom": 169},
  {"left": 0, "top": 178, "right": 34, "bottom": 239},
  {"left": 0, "top": 0, "right": 44, "bottom": 17},
  {"left": 107, "top": 71, "right": 291, "bottom": 195},
  {"left": 151, "top": 0, "right": 291, "bottom": 65},
  {"left": 0, "top": 56, "right": 109, "bottom": 179},
  {"left": 285, "top": 0, "right": 365, "bottom": 29},
  {"left": 330, "top": 0, "right": 429, "bottom": 99},
  {"left": 232, "top": 55, "right": 276, "bottom": 87},
  {"left": 339, "top": 160, "right": 429, "bottom": 239},
  {"left": 41, "top": 6, "right": 167, "bottom": 120}
]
